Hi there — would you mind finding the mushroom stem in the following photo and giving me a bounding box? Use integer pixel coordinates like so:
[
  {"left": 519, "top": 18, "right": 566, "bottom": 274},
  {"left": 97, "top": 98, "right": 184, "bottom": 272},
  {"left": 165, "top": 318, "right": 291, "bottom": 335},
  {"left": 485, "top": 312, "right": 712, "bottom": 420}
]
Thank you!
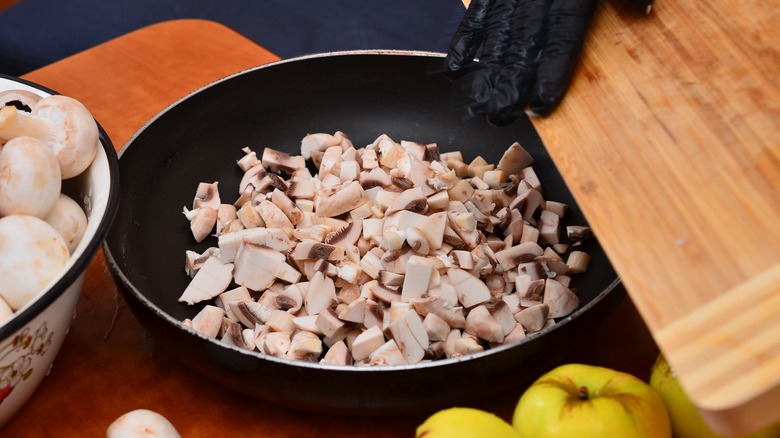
[{"left": 0, "top": 105, "right": 54, "bottom": 143}]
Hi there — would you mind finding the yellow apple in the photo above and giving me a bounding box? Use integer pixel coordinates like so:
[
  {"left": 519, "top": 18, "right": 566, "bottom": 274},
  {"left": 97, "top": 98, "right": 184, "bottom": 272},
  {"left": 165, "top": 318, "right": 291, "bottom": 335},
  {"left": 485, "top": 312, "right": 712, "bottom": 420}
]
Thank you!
[
  {"left": 416, "top": 407, "right": 520, "bottom": 438},
  {"left": 513, "top": 363, "right": 671, "bottom": 437},
  {"left": 650, "top": 354, "right": 780, "bottom": 438}
]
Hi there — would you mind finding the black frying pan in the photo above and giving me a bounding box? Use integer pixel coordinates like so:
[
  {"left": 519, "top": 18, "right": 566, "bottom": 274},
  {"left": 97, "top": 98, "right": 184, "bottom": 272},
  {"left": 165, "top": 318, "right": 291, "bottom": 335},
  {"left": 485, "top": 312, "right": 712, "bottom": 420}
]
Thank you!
[{"left": 103, "top": 51, "right": 622, "bottom": 415}]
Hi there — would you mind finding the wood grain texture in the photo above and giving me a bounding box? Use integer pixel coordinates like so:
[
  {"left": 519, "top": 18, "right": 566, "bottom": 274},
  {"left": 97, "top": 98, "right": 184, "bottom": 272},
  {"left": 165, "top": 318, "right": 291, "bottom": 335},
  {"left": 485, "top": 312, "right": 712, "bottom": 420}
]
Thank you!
[{"left": 530, "top": 0, "right": 780, "bottom": 434}]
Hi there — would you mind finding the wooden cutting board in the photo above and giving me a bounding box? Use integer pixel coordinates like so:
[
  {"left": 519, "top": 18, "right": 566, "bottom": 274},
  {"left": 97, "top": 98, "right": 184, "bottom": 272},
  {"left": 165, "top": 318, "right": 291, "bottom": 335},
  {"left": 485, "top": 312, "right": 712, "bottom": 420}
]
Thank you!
[{"left": 524, "top": 0, "right": 780, "bottom": 434}]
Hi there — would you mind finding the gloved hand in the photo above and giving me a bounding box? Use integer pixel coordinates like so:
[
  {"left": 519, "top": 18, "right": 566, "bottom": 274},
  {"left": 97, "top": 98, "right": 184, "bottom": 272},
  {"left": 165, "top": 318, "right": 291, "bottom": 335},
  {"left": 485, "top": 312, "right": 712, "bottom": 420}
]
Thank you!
[{"left": 444, "top": 0, "right": 653, "bottom": 126}]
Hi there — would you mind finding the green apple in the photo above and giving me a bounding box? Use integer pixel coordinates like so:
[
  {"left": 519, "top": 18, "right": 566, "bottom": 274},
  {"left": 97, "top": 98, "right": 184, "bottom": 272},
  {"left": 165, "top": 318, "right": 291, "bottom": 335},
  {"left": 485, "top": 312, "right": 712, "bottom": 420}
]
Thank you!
[
  {"left": 513, "top": 363, "right": 671, "bottom": 437},
  {"left": 416, "top": 407, "right": 520, "bottom": 438},
  {"left": 650, "top": 354, "right": 780, "bottom": 438}
]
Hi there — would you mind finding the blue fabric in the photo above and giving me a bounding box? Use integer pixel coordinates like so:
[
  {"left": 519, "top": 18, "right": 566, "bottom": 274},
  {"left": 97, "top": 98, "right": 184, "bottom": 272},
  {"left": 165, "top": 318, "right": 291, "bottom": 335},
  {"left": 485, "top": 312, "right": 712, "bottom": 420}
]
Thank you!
[{"left": 0, "top": 0, "right": 465, "bottom": 76}]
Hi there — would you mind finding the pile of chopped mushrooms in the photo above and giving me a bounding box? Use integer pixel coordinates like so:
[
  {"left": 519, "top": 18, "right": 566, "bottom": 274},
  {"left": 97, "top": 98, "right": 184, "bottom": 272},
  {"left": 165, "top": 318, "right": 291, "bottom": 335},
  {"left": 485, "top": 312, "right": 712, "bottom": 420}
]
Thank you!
[{"left": 179, "top": 131, "right": 593, "bottom": 366}]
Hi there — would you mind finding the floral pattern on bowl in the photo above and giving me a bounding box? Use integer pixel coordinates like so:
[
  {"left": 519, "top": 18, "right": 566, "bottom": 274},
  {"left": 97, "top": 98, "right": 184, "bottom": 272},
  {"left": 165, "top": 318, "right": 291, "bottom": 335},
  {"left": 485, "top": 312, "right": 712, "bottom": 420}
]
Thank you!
[{"left": 0, "top": 322, "right": 54, "bottom": 406}]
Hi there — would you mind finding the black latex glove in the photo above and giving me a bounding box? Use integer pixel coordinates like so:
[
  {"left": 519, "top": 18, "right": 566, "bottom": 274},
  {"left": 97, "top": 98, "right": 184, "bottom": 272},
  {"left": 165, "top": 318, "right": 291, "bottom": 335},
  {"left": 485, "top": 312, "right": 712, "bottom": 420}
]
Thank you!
[{"left": 444, "top": 0, "right": 652, "bottom": 126}]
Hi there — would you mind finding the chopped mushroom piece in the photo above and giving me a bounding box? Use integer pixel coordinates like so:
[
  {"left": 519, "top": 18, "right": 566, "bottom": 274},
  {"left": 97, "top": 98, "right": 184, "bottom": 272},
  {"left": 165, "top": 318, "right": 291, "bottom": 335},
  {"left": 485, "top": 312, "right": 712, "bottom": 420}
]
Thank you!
[
  {"left": 543, "top": 279, "right": 580, "bottom": 318},
  {"left": 515, "top": 304, "right": 550, "bottom": 333},
  {"left": 190, "top": 305, "right": 225, "bottom": 338},
  {"left": 400, "top": 256, "right": 435, "bottom": 301},
  {"left": 288, "top": 330, "right": 323, "bottom": 361},
  {"left": 177, "top": 132, "right": 595, "bottom": 365},
  {"left": 351, "top": 325, "right": 386, "bottom": 361},
  {"left": 178, "top": 257, "right": 233, "bottom": 305},
  {"left": 465, "top": 305, "right": 504, "bottom": 343},
  {"left": 448, "top": 269, "right": 491, "bottom": 308},
  {"left": 232, "top": 242, "right": 287, "bottom": 292},
  {"left": 321, "top": 340, "right": 352, "bottom": 365},
  {"left": 566, "top": 251, "right": 592, "bottom": 274},
  {"left": 368, "top": 339, "right": 407, "bottom": 366}
]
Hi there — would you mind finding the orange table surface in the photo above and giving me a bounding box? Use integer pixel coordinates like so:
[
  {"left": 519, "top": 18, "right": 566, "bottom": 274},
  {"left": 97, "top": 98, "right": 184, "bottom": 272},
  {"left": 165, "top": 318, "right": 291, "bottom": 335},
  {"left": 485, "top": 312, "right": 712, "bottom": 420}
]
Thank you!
[{"left": 4, "top": 19, "right": 658, "bottom": 437}]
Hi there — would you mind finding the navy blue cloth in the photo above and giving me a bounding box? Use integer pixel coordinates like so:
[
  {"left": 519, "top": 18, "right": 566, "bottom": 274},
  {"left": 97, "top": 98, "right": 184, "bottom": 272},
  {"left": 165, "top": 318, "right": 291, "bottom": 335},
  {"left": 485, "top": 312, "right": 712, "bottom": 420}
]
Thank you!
[{"left": 0, "top": 0, "right": 464, "bottom": 76}]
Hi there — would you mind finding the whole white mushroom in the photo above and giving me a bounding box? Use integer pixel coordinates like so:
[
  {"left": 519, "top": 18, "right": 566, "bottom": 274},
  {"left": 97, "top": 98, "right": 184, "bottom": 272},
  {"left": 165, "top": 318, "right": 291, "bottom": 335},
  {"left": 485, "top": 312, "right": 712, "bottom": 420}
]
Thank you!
[
  {"left": 0, "top": 296, "right": 13, "bottom": 326},
  {"left": 44, "top": 193, "right": 88, "bottom": 254},
  {"left": 106, "top": 409, "right": 181, "bottom": 438},
  {"left": 0, "top": 135, "right": 62, "bottom": 218},
  {"left": 0, "top": 215, "right": 70, "bottom": 310},
  {"left": 0, "top": 95, "right": 99, "bottom": 179}
]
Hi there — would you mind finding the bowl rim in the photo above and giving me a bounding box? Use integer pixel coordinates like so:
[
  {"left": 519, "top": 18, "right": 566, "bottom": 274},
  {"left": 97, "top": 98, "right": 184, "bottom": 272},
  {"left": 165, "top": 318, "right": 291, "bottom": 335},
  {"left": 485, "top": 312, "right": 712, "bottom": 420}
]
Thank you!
[
  {"left": 103, "top": 49, "right": 622, "bottom": 372},
  {"left": 0, "top": 74, "right": 121, "bottom": 338}
]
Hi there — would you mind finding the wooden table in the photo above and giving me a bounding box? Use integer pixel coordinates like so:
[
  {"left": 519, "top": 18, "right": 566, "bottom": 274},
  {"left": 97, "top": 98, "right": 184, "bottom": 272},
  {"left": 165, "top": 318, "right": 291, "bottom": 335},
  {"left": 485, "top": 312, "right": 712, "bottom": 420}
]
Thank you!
[{"left": 2, "top": 19, "right": 660, "bottom": 436}]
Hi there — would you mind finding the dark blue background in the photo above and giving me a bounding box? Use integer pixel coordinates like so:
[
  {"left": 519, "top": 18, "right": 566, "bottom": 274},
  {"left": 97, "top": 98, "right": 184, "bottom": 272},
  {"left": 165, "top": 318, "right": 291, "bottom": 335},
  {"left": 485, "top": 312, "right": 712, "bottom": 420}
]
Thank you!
[{"left": 0, "top": 0, "right": 463, "bottom": 76}]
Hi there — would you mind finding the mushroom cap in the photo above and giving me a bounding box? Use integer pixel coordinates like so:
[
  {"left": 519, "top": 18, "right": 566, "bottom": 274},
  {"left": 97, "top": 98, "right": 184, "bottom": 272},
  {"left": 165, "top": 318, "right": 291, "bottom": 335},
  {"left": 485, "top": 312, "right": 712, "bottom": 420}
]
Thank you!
[
  {"left": 43, "top": 193, "right": 88, "bottom": 254},
  {"left": 0, "top": 215, "right": 70, "bottom": 310},
  {"left": 0, "top": 136, "right": 61, "bottom": 218},
  {"left": 0, "top": 89, "right": 42, "bottom": 113},
  {"left": 33, "top": 95, "right": 99, "bottom": 179},
  {"left": 106, "top": 409, "right": 181, "bottom": 438}
]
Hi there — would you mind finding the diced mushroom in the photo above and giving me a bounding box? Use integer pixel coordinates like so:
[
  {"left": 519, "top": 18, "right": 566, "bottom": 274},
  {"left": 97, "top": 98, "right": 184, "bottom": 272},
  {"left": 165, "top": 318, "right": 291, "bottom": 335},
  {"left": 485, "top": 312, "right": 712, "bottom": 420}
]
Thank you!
[
  {"left": 324, "top": 219, "right": 363, "bottom": 249},
  {"left": 178, "top": 257, "right": 234, "bottom": 305},
  {"left": 566, "top": 251, "right": 592, "bottom": 274},
  {"left": 306, "top": 271, "right": 337, "bottom": 315},
  {"left": 217, "top": 227, "right": 292, "bottom": 263},
  {"left": 230, "top": 301, "right": 274, "bottom": 327},
  {"left": 292, "top": 240, "right": 346, "bottom": 262},
  {"left": 486, "top": 300, "right": 517, "bottom": 336},
  {"left": 496, "top": 142, "right": 534, "bottom": 175},
  {"left": 190, "top": 305, "right": 225, "bottom": 338},
  {"left": 315, "top": 308, "right": 350, "bottom": 339},
  {"left": 409, "top": 294, "right": 466, "bottom": 329},
  {"left": 276, "top": 284, "right": 304, "bottom": 312},
  {"left": 538, "top": 209, "right": 561, "bottom": 245},
  {"left": 454, "top": 333, "right": 484, "bottom": 356},
  {"left": 321, "top": 340, "right": 352, "bottom": 365},
  {"left": 387, "top": 311, "right": 427, "bottom": 364},
  {"left": 232, "top": 242, "right": 287, "bottom": 292},
  {"left": 316, "top": 181, "right": 368, "bottom": 217},
  {"left": 292, "top": 314, "right": 324, "bottom": 336},
  {"left": 256, "top": 200, "right": 294, "bottom": 229},
  {"left": 465, "top": 305, "right": 504, "bottom": 343},
  {"left": 423, "top": 312, "right": 451, "bottom": 342},
  {"left": 216, "top": 204, "right": 238, "bottom": 236},
  {"left": 193, "top": 182, "right": 221, "bottom": 210},
  {"left": 448, "top": 269, "right": 491, "bottom": 308},
  {"left": 221, "top": 319, "right": 254, "bottom": 350},
  {"left": 288, "top": 330, "right": 323, "bottom": 362},
  {"left": 263, "top": 331, "right": 292, "bottom": 357},
  {"left": 236, "top": 202, "right": 264, "bottom": 229},
  {"left": 262, "top": 147, "right": 306, "bottom": 174},
  {"left": 177, "top": 132, "right": 595, "bottom": 366},
  {"left": 215, "top": 285, "right": 252, "bottom": 321},
  {"left": 503, "top": 323, "right": 527, "bottom": 344},
  {"left": 543, "top": 278, "right": 580, "bottom": 318},
  {"left": 368, "top": 339, "right": 407, "bottom": 366},
  {"left": 271, "top": 189, "right": 304, "bottom": 226},
  {"left": 494, "top": 241, "right": 544, "bottom": 271},
  {"left": 351, "top": 325, "right": 386, "bottom": 361},
  {"left": 386, "top": 187, "right": 427, "bottom": 216},
  {"left": 338, "top": 297, "right": 366, "bottom": 324},
  {"left": 400, "top": 256, "right": 435, "bottom": 301}
]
